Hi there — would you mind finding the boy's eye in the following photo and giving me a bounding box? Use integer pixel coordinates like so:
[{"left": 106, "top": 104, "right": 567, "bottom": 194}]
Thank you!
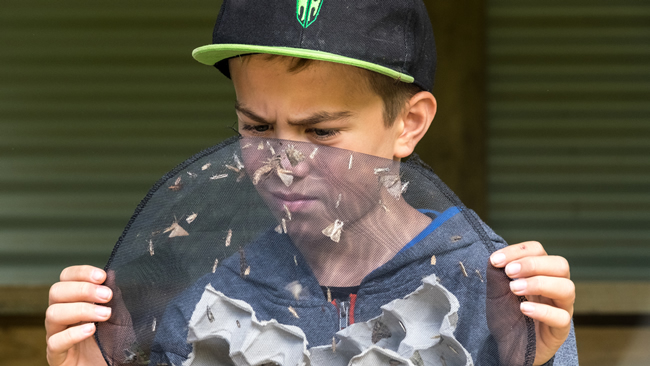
[
  {"left": 309, "top": 128, "right": 339, "bottom": 139},
  {"left": 241, "top": 123, "right": 271, "bottom": 133}
]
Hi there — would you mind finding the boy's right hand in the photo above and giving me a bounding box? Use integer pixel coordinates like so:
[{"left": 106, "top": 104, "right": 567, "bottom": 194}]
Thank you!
[{"left": 46, "top": 265, "right": 111, "bottom": 366}]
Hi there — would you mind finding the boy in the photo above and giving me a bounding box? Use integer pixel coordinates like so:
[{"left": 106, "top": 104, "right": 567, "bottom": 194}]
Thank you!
[{"left": 45, "top": 1, "right": 577, "bottom": 365}]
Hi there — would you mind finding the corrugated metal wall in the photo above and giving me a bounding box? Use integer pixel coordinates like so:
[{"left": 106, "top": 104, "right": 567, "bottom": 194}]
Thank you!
[
  {"left": 488, "top": 0, "right": 650, "bottom": 280},
  {"left": 0, "top": 0, "right": 235, "bottom": 285}
]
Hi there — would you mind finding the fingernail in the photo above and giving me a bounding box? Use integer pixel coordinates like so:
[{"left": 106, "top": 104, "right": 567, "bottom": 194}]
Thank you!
[
  {"left": 510, "top": 279, "right": 527, "bottom": 292},
  {"left": 491, "top": 253, "right": 506, "bottom": 266},
  {"left": 505, "top": 262, "right": 521, "bottom": 276},
  {"left": 96, "top": 287, "right": 111, "bottom": 301},
  {"left": 82, "top": 323, "right": 95, "bottom": 334},
  {"left": 91, "top": 270, "right": 104, "bottom": 282},
  {"left": 95, "top": 306, "right": 111, "bottom": 317},
  {"left": 521, "top": 302, "right": 535, "bottom": 315}
]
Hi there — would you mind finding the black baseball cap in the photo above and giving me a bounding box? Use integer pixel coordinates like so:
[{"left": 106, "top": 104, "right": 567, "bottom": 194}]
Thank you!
[{"left": 192, "top": 0, "right": 437, "bottom": 92}]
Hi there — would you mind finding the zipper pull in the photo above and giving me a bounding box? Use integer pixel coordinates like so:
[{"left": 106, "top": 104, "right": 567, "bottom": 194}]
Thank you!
[{"left": 337, "top": 300, "right": 350, "bottom": 331}]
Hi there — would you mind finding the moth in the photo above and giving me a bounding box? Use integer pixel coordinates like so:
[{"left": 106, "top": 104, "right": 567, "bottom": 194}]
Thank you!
[
  {"left": 283, "top": 204, "right": 292, "bottom": 221},
  {"left": 163, "top": 218, "right": 189, "bottom": 238},
  {"left": 123, "top": 343, "right": 148, "bottom": 365},
  {"left": 293, "top": 255, "right": 298, "bottom": 266},
  {"left": 309, "top": 147, "right": 318, "bottom": 159},
  {"left": 430, "top": 255, "right": 437, "bottom": 265},
  {"left": 410, "top": 351, "right": 424, "bottom": 366},
  {"left": 374, "top": 167, "right": 390, "bottom": 174},
  {"left": 451, "top": 235, "right": 462, "bottom": 243},
  {"left": 201, "top": 163, "right": 212, "bottom": 171},
  {"left": 284, "top": 281, "right": 304, "bottom": 301},
  {"left": 225, "top": 229, "right": 232, "bottom": 247},
  {"left": 371, "top": 320, "right": 391, "bottom": 344},
  {"left": 335, "top": 193, "right": 342, "bottom": 209},
  {"left": 225, "top": 153, "right": 246, "bottom": 181},
  {"left": 206, "top": 305, "right": 214, "bottom": 323},
  {"left": 285, "top": 144, "right": 305, "bottom": 166},
  {"left": 288, "top": 306, "right": 300, "bottom": 319},
  {"left": 379, "top": 199, "right": 389, "bottom": 212},
  {"left": 236, "top": 320, "right": 241, "bottom": 328},
  {"left": 379, "top": 174, "right": 403, "bottom": 199},
  {"left": 398, "top": 320, "right": 406, "bottom": 333},
  {"left": 233, "top": 153, "right": 245, "bottom": 170},
  {"left": 186, "top": 213, "right": 197, "bottom": 224},
  {"left": 475, "top": 269, "right": 484, "bottom": 282},
  {"left": 242, "top": 143, "right": 252, "bottom": 149},
  {"left": 277, "top": 168, "right": 294, "bottom": 187},
  {"left": 252, "top": 154, "right": 294, "bottom": 187},
  {"left": 258, "top": 141, "right": 264, "bottom": 150},
  {"left": 275, "top": 224, "right": 283, "bottom": 234},
  {"left": 448, "top": 344, "right": 459, "bottom": 355},
  {"left": 332, "top": 337, "right": 337, "bottom": 353},
  {"left": 168, "top": 176, "right": 182, "bottom": 191},
  {"left": 148, "top": 239, "right": 154, "bottom": 256},
  {"left": 186, "top": 171, "right": 197, "bottom": 179},
  {"left": 266, "top": 141, "right": 276, "bottom": 155},
  {"left": 212, "top": 258, "right": 219, "bottom": 273},
  {"left": 326, "top": 287, "right": 332, "bottom": 303},
  {"left": 210, "top": 173, "right": 228, "bottom": 180},
  {"left": 348, "top": 154, "right": 353, "bottom": 169},
  {"left": 459, "top": 261, "right": 468, "bottom": 277},
  {"left": 151, "top": 317, "right": 157, "bottom": 332},
  {"left": 322, "top": 219, "right": 344, "bottom": 243},
  {"left": 281, "top": 218, "right": 288, "bottom": 234},
  {"left": 239, "top": 248, "right": 249, "bottom": 278}
]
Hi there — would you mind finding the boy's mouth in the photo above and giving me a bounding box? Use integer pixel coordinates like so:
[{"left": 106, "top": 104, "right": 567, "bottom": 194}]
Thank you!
[{"left": 269, "top": 191, "right": 317, "bottom": 212}]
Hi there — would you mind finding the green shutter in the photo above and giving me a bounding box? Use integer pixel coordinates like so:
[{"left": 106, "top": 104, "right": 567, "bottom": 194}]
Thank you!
[
  {"left": 0, "top": 0, "right": 234, "bottom": 285},
  {"left": 488, "top": 0, "right": 650, "bottom": 280}
]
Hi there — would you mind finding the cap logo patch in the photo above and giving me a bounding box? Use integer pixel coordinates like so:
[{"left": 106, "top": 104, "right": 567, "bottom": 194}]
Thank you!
[{"left": 296, "top": 0, "right": 323, "bottom": 28}]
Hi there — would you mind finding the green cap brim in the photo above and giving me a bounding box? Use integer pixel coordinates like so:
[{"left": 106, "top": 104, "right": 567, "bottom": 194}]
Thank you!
[{"left": 192, "top": 44, "right": 415, "bottom": 84}]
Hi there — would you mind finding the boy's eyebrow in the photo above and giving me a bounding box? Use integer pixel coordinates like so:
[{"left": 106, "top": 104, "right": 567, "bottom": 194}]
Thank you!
[{"left": 235, "top": 101, "right": 354, "bottom": 126}]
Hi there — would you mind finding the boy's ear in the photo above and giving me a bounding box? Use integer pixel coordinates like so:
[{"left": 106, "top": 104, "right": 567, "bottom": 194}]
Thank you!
[{"left": 393, "top": 91, "right": 437, "bottom": 159}]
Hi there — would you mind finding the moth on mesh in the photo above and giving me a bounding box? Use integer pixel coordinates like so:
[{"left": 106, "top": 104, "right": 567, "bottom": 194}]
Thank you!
[
  {"left": 284, "top": 281, "right": 305, "bottom": 301},
  {"left": 206, "top": 305, "right": 215, "bottom": 323},
  {"left": 448, "top": 344, "right": 459, "bottom": 355},
  {"left": 288, "top": 306, "right": 300, "bottom": 319},
  {"left": 281, "top": 218, "right": 288, "bottom": 234},
  {"left": 293, "top": 255, "right": 298, "bottom": 266},
  {"left": 244, "top": 266, "right": 251, "bottom": 276},
  {"left": 168, "top": 176, "right": 182, "bottom": 191},
  {"left": 335, "top": 193, "right": 342, "bottom": 209},
  {"left": 283, "top": 204, "right": 292, "bottom": 221},
  {"left": 285, "top": 144, "right": 305, "bottom": 166},
  {"left": 186, "top": 171, "right": 197, "bottom": 179},
  {"left": 348, "top": 154, "right": 353, "bottom": 169},
  {"left": 257, "top": 141, "right": 264, "bottom": 150},
  {"left": 225, "top": 229, "right": 232, "bottom": 247},
  {"left": 374, "top": 167, "right": 390, "bottom": 174},
  {"left": 322, "top": 219, "right": 344, "bottom": 243},
  {"left": 186, "top": 212, "right": 197, "bottom": 224},
  {"left": 379, "top": 174, "right": 405, "bottom": 199},
  {"left": 163, "top": 217, "right": 189, "bottom": 238},
  {"left": 371, "top": 320, "right": 392, "bottom": 344},
  {"left": 151, "top": 317, "right": 157, "bottom": 332},
  {"left": 148, "top": 239, "right": 154, "bottom": 256},
  {"left": 430, "top": 255, "right": 437, "bottom": 265},
  {"left": 123, "top": 343, "right": 148, "bottom": 365},
  {"left": 309, "top": 147, "right": 318, "bottom": 159},
  {"left": 475, "top": 269, "right": 484, "bottom": 282},
  {"left": 398, "top": 320, "right": 406, "bottom": 333},
  {"left": 332, "top": 336, "right": 337, "bottom": 353},
  {"left": 451, "top": 235, "right": 462, "bottom": 243},
  {"left": 326, "top": 287, "right": 332, "bottom": 303},
  {"left": 379, "top": 199, "right": 389, "bottom": 212},
  {"left": 236, "top": 320, "right": 241, "bottom": 328},
  {"left": 201, "top": 163, "right": 212, "bottom": 171},
  {"left": 241, "top": 142, "right": 252, "bottom": 149},
  {"left": 459, "top": 261, "right": 468, "bottom": 277},
  {"left": 212, "top": 258, "right": 218, "bottom": 273},
  {"left": 210, "top": 173, "right": 228, "bottom": 180},
  {"left": 225, "top": 153, "right": 246, "bottom": 181},
  {"left": 252, "top": 154, "right": 294, "bottom": 187},
  {"left": 266, "top": 141, "right": 276, "bottom": 155}
]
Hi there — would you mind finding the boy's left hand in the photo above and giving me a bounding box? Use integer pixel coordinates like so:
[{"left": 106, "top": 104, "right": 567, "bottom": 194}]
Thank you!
[{"left": 490, "top": 241, "right": 575, "bottom": 366}]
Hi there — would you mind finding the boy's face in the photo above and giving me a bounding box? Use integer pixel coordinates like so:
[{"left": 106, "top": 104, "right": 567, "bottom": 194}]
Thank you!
[{"left": 229, "top": 55, "right": 404, "bottom": 160}]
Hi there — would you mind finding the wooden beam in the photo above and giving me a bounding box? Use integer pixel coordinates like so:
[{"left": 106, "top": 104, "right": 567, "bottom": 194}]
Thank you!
[{"left": 418, "top": 0, "right": 488, "bottom": 220}]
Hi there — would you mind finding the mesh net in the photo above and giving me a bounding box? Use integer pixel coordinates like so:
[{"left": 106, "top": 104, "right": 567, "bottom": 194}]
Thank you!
[{"left": 95, "top": 136, "right": 536, "bottom": 366}]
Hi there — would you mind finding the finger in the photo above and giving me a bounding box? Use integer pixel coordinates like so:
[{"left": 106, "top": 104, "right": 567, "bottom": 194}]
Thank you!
[
  {"left": 504, "top": 255, "right": 571, "bottom": 280},
  {"left": 490, "top": 241, "right": 547, "bottom": 268},
  {"left": 46, "top": 322, "right": 95, "bottom": 366},
  {"left": 45, "top": 302, "right": 111, "bottom": 337},
  {"left": 49, "top": 281, "right": 113, "bottom": 306},
  {"left": 60, "top": 265, "right": 106, "bottom": 284},
  {"left": 520, "top": 301, "right": 572, "bottom": 330},
  {"left": 509, "top": 276, "right": 575, "bottom": 312}
]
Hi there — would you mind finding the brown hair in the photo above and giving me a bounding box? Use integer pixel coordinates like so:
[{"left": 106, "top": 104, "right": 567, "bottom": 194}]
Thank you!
[{"left": 257, "top": 55, "right": 422, "bottom": 127}]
